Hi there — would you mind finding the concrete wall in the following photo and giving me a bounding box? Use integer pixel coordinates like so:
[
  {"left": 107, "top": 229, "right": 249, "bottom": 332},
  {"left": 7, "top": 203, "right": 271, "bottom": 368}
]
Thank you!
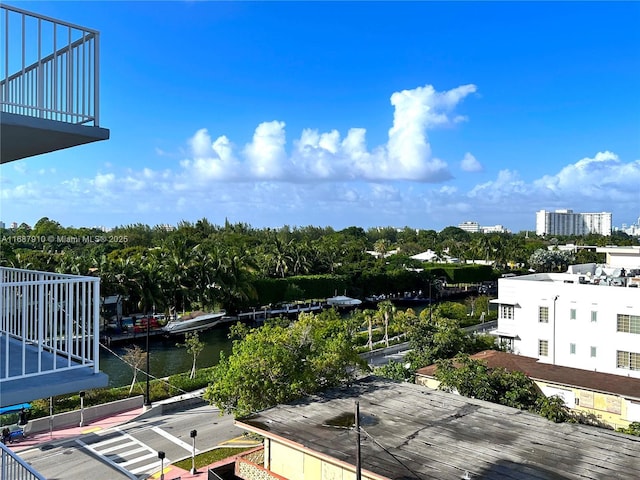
[
  {"left": 26, "top": 395, "right": 144, "bottom": 435},
  {"left": 134, "top": 394, "right": 207, "bottom": 421}
]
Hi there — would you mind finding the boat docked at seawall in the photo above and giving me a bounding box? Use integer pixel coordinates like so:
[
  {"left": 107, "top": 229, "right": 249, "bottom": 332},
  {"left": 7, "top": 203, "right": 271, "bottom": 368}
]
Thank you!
[
  {"left": 326, "top": 295, "right": 362, "bottom": 309},
  {"left": 162, "top": 310, "right": 226, "bottom": 335}
]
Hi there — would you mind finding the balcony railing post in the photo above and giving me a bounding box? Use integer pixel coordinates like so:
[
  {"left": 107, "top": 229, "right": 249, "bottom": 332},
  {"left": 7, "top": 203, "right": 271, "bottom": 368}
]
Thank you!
[
  {"left": 1, "top": 5, "right": 100, "bottom": 126},
  {"left": 38, "top": 272, "right": 44, "bottom": 373},
  {"left": 94, "top": 31, "right": 100, "bottom": 125},
  {"left": 93, "top": 278, "right": 100, "bottom": 374},
  {"left": 1, "top": 267, "right": 99, "bottom": 383}
]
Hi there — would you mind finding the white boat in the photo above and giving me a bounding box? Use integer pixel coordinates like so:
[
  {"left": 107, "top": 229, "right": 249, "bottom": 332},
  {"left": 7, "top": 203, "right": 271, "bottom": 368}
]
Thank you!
[
  {"left": 162, "top": 310, "right": 226, "bottom": 335},
  {"left": 326, "top": 295, "right": 362, "bottom": 309}
]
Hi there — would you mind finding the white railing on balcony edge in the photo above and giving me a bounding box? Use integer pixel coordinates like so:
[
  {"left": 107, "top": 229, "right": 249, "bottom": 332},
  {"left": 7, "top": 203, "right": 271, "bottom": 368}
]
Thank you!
[
  {"left": 0, "top": 443, "right": 46, "bottom": 480},
  {"left": 1, "top": 267, "right": 100, "bottom": 380},
  {"left": 0, "top": 4, "right": 100, "bottom": 125}
]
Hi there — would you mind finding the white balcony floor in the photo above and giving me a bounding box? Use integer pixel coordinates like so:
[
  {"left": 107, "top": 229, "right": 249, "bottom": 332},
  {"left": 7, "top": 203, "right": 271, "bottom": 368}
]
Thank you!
[{"left": 0, "top": 334, "right": 108, "bottom": 407}]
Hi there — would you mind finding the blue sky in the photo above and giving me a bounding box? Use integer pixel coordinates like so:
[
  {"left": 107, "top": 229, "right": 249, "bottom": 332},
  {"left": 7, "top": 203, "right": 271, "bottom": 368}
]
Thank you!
[{"left": 2, "top": 1, "right": 639, "bottom": 233}]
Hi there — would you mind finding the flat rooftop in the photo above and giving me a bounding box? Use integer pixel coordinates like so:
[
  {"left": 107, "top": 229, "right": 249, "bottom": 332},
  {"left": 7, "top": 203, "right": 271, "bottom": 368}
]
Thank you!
[{"left": 237, "top": 376, "right": 640, "bottom": 480}]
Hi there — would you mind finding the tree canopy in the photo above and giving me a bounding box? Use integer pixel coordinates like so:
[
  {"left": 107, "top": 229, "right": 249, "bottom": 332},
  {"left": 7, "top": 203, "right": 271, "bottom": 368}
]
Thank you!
[
  {"left": 434, "top": 354, "right": 571, "bottom": 423},
  {"left": 203, "top": 310, "right": 367, "bottom": 417},
  {"left": 2, "top": 216, "right": 635, "bottom": 315}
]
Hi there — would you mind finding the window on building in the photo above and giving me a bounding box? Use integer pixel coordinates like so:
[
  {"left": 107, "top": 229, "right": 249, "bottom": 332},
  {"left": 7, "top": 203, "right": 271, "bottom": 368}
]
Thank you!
[
  {"left": 539, "top": 306, "right": 549, "bottom": 323},
  {"left": 617, "top": 351, "right": 640, "bottom": 370},
  {"left": 591, "top": 311, "right": 597, "bottom": 323},
  {"left": 570, "top": 308, "right": 576, "bottom": 320},
  {"left": 590, "top": 346, "right": 597, "bottom": 358},
  {"left": 539, "top": 340, "right": 549, "bottom": 357},
  {"left": 500, "top": 305, "right": 514, "bottom": 320},
  {"left": 617, "top": 314, "right": 640, "bottom": 334},
  {"left": 570, "top": 343, "right": 576, "bottom": 355}
]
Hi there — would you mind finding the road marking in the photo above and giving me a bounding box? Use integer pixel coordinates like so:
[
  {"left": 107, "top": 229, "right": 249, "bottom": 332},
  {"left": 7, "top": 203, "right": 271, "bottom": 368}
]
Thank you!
[
  {"left": 149, "top": 466, "right": 175, "bottom": 479},
  {"left": 88, "top": 434, "right": 126, "bottom": 447},
  {"left": 151, "top": 426, "right": 198, "bottom": 453},
  {"left": 81, "top": 427, "right": 102, "bottom": 434},
  {"left": 76, "top": 438, "right": 138, "bottom": 480},
  {"left": 221, "top": 435, "right": 262, "bottom": 445},
  {"left": 121, "top": 451, "right": 157, "bottom": 467},
  {"left": 98, "top": 439, "right": 136, "bottom": 455},
  {"left": 78, "top": 428, "right": 171, "bottom": 477},
  {"left": 131, "top": 461, "right": 169, "bottom": 475}
]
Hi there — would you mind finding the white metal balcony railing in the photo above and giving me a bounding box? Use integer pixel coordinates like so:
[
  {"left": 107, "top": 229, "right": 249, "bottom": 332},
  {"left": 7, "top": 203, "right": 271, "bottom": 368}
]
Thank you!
[
  {"left": 0, "top": 443, "right": 46, "bottom": 480},
  {"left": 0, "top": 4, "right": 100, "bottom": 125},
  {"left": 0, "top": 267, "right": 101, "bottom": 383}
]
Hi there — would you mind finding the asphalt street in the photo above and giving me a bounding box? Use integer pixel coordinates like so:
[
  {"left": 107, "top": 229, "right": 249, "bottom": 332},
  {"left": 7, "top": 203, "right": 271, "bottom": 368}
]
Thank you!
[{"left": 18, "top": 403, "right": 245, "bottom": 480}]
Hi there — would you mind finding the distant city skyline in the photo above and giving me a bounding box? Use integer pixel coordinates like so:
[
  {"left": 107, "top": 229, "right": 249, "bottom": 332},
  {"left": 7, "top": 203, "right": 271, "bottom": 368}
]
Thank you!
[
  {"left": 1, "top": 2, "right": 638, "bottom": 232},
  {"left": 3, "top": 211, "right": 639, "bottom": 237}
]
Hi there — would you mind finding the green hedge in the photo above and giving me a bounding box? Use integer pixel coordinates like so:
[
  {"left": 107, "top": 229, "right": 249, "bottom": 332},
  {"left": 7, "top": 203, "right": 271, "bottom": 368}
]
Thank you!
[
  {"left": 28, "top": 367, "right": 217, "bottom": 420},
  {"left": 253, "top": 275, "right": 350, "bottom": 305},
  {"left": 422, "top": 264, "right": 495, "bottom": 284},
  {"left": 248, "top": 266, "right": 494, "bottom": 307}
]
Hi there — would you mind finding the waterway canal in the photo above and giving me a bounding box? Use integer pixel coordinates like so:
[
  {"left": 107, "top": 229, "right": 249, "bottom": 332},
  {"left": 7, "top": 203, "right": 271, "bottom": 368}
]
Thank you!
[
  {"left": 99, "top": 324, "right": 234, "bottom": 387},
  {"left": 99, "top": 299, "right": 477, "bottom": 388}
]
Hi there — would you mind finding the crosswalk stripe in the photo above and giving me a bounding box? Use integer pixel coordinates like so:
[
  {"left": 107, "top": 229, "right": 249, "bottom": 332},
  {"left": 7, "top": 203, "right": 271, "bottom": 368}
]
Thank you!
[
  {"left": 130, "top": 460, "right": 170, "bottom": 475},
  {"left": 96, "top": 440, "right": 136, "bottom": 454},
  {"left": 151, "top": 426, "right": 197, "bottom": 453},
  {"left": 76, "top": 438, "right": 138, "bottom": 480},
  {"left": 90, "top": 434, "right": 126, "bottom": 447},
  {"left": 121, "top": 451, "right": 158, "bottom": 467}
]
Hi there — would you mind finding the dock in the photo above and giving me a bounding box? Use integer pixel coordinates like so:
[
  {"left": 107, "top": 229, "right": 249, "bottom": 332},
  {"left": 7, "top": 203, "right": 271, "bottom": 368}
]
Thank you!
[{"left": 101, "top": 302, "right": 326, "bottom": 346}]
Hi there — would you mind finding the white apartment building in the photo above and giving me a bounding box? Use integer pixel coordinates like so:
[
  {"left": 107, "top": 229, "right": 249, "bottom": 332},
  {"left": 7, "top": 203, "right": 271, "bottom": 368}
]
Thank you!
[
  {"left": 481, "top": 224, "right": 508, "bottom": 233},
  {"left": 492, "top": 247, "right": 640, "bottom": 379},
  {"left": 618, "top": 216, "right": 640, "bottom": 237},
  {"left": 458, "top": 221, "right": 508, "bottom": 234},
  {"left": 458, "top": 221, "right": 480, "bottom": 233},
  {"left": 536, "top": 209, "right": 612, "bottom": 236}
]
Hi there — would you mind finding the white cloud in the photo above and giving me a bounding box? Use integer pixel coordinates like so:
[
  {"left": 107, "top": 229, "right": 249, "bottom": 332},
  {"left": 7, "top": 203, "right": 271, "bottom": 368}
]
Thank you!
[
  {"left": 189, "top": 128, "right": 214, "bottom": 158},
  {"left": 244, "top": 121, "right": 287, "bottom": 179},
  {"left": 456, "top": 151, "right": 640, "bottom": 227},
  {"left": 94, "top": 173, "right": 115, "bottom": 190},
  {"left": 4, "top": 73, "right": 637, "bottom": 232},
  {"left": 460, "top": 152, "right": 482, "bottom": 172},
  {"left": 3, "top": 149, "right": 639, "bottom": 231},
  {"left": 177, "top": 83, "right": 476, "bottom": 183}
]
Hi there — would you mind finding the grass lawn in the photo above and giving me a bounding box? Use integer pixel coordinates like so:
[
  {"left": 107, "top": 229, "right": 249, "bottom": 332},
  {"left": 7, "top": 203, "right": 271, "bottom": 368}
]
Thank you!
[{"left": 173, "top": 447, "right": 252, "bottom": 470}]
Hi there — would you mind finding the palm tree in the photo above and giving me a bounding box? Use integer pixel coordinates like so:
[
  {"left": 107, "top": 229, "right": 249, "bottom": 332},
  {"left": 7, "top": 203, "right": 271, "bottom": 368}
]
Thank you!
[
  {"left": 216, "top": 248, "right": 258, "bottom": 314},
  {"left": 356, "top": 309, "right": 379, "bottom": 351},
  {"left": 159, "top": 237, "right": 196, "bottom": 313},
  {"left": 268, "top": 236, "right": 294, "bottom": 278},
  {"left": 375, "top": 300, "right": 396, "bottom": 348},
  {"left": 373, "top": 239, "right": 391, "bottom": 259},
  {"left": 290, "top": 241, "right": 312, "bottom": 276}
]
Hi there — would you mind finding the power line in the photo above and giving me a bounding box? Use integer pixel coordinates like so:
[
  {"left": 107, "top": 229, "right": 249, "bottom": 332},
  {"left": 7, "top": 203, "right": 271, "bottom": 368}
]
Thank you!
[
  {"left": 99, "top": 343, "right": 194, "bottom": 396},
  {"left": 358, "top": 425, "right": 425, "bottom": 480}
]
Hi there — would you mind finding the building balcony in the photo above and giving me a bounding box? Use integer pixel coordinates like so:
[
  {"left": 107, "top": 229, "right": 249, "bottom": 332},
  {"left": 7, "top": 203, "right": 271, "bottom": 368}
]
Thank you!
[
  {"left": 0, "top": 267, "right": 108, "bottom": 407},
  {"left": 0, "top": 4, "right": 109, "bottom": 163}
]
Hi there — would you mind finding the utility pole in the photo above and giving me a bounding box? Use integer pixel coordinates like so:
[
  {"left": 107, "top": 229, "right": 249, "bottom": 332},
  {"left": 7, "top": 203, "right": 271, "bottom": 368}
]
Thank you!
[
  {"left": 355, "top": 401, "right": 361, "bottom": 480},
  {"left": 145, "top": 316, "right": 151, "bottom": 407}
]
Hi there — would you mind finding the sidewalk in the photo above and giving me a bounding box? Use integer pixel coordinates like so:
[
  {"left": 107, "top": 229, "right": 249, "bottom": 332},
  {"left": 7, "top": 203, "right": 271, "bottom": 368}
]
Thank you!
[{"left": 9, "top": 406, "right": 145, "bottom": 453}]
